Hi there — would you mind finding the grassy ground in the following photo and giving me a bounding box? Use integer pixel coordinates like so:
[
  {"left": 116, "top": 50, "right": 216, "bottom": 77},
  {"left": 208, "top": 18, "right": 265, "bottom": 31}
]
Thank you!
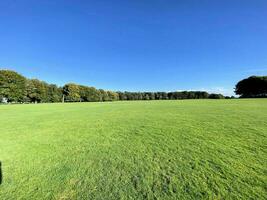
[{"left": 0, "top": 99, "right": 266, "bottom": 199}]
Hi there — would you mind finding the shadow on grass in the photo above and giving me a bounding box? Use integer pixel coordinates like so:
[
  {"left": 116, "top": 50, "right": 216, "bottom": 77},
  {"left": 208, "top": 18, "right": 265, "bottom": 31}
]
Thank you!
[{"left": 0, "top": 161, "right": 2, "bottom": 185}]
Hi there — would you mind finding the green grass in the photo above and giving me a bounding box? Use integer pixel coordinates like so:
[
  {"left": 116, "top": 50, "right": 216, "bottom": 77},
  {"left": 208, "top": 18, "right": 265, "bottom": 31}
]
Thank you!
[{"left": 0, "top": 99, "right": 266, "bottom": 199}]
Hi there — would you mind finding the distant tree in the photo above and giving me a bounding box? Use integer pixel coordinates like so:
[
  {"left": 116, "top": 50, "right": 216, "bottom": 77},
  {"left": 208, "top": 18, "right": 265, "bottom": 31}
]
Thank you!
[
  {"left": 155, "top": 92, "right": 160, "bottom": 100},
  {"left": 208, "top": 93, "right": 225, "bottom": 99},
  {"left": 144, "top": 93, "right": 150, "bottom": 100},
  {"left": 186, "top": 91, "right": 195, "bottom": 99},
  {"left": 26, "top": 79, "right": 49, "bottom": 103},
  {"left": 149, "top": 92, "right": 155, "bottom": 100},
  {"left": 167, "top": 92, "right": 174, "bottom": 100},
  {"left": 235, "top": 76, "right": 267, "bottom": 98},
  {"left": 78, "top": 85, "right": 88, "bottom": 102},
  {"left": 137, "top": 92, "right": 143, "bottom": 100},
  {"left": 117, "top": 92, "right": 127, "bottom": 101},
  {"left": 107, "top": 91, "right": 119, "bottom": 101},
  {"left": 180, "top": 91, "right": 188, "bottom": 99},
  {"left": 124, "top": 91, "right": 134, "bottom": 100},
  {"left": 63, "top": 83, "right": 81, "bottom": 102},
  {"left": 167, "top": 91, "right": 209, "bottom": 100},
  {"left": 131, "top": 92, "right": 138, "bottom": 100},
  {"left": 170, "top": 92, "right": 181, "bottom": 99},
  {"left": 0, "top": 70, "right": 27, "bottom": 102},
  {"left": 25, "top": 79, "right": 37, "bottom": 103},
  {"left": 0, "top": 69, "right": 230, "bottom": 103},
  {"left": 99, "top": 89, "right": 109, "bottom": 101},
  {"left": 47, "top": 84, "right": 62, "bottom": 102},
  {"left": 161, "top": 92, "right": 168, "bottom": 100},
  {"left": 86, "top": 87, "right": 101, "bottom": 102},
  {"left": 195, "top": 91, "right": 209, "bottom": 99}
]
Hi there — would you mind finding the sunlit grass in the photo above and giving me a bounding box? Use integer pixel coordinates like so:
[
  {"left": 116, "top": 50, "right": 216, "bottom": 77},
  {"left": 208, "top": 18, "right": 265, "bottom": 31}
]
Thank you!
[{"left": 0, "top": 99, "right": 266, "bottom": 199}]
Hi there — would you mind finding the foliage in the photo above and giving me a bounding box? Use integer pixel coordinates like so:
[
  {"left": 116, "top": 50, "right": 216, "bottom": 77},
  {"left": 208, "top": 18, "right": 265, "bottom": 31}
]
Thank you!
[
  {"left": 208, "top": 93, "right": 225, "bottom": 99},
  {"left": 26, "top": 79, "right": 49, "bottom": 103},
  {"left": 0, "top": 70, "right": 27, "bottom": 102},
  {"left": 235, "top": 76, "right": 267, "bottom": 98},
  {"left": 63, "top": 83, "right": 81, "bottom": 102},
  {"left": 107, "top": 91, "right": 119, "bottom": 101},
  {"left": 1, "top": 70, "right": 226, "bottom": 103},
  {"left": 99, "top": 89, "right": 110, "bottom": 101},
  {"left": 47, "top": 84, "right": 62, "bottom": 102},
  {"left": 79, "top": 86, "right": 101, "bottom": 102}
]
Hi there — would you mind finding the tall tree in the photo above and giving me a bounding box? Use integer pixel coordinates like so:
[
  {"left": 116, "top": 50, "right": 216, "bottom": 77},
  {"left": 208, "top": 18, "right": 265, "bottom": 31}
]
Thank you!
[
  {"left": 0, "top": 70, "right": 27, "bottom": 102},
  {"left": 235, "top": 76, "right": 267, "bottom": 98}
]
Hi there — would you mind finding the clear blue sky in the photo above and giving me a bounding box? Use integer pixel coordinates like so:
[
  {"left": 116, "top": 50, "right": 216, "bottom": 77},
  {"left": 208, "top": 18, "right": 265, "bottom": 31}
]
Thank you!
[{"left": 1, "top": 0, "right": 267, "bottom": 96}]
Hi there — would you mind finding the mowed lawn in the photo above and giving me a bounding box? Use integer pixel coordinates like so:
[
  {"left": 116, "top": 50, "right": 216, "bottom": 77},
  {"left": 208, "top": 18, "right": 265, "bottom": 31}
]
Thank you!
[{"left": 0, "top": 100, "right": 266, "bottom": 199}]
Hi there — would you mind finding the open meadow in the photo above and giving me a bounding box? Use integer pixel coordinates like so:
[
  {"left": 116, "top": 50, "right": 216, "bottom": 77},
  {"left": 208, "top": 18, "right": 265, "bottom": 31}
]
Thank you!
[{"left": 0, "top": 99, "right": 266, "bottom": 199}]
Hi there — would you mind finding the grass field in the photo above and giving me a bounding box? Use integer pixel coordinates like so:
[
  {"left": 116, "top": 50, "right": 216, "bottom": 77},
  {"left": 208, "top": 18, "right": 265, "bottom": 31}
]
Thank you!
[{"left": 0, "top": 99, "right": 266, "bottom": 199}]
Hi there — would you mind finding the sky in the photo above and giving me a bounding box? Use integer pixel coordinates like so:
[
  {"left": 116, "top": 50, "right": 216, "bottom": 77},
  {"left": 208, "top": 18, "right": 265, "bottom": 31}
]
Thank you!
[{"left": 1, "top": 0, "right": 267, "bottom": 96}]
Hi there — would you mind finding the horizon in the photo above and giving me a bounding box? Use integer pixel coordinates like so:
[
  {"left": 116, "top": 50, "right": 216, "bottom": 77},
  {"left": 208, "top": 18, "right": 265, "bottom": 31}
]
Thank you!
[{"left": 1, "top": 0, "right": 267, "bottom": 96}]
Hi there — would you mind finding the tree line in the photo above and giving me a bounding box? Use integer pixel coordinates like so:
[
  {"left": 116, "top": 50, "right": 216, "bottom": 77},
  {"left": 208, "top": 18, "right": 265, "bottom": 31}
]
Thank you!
[{"left": 0, "top": 69, "right": 229, "bottom": 103}]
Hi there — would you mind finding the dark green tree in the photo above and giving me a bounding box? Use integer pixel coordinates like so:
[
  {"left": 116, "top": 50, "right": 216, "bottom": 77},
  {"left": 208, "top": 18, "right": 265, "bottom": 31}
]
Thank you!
[
  {"left": 208, "top": 93, "right": 225, "bottom": 99},
  {"left": 235, "top": 76, "right": 267, "bottom": 98}
]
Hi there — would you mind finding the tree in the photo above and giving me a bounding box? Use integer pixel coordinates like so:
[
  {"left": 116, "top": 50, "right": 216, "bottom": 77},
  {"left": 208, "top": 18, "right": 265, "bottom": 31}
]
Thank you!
[
  {"left": 195, "top": 91, "right": 209, "bottom": 99},
  {"left": 208, "top": 93, "right": 225, "bottom": 99},
  {"left": 89, "top": 87, "right": 101, "bottom": 102},
  {"left": 235, "top": 76, "right": 267, "bottom": 98},
  {"left": 144, "top": 93, "right": 150, "bottom": 100},
  {"left": 79, "top": 86, "right": 101, "bottom": 102},
  {"left": 63, "top": 83, "right": 81, "bottom": 102},
  {"left": 99, "top": 89, "right": 109, "bottom": 101},
  {"left": 47, "top": 84, "right": 62, "bottom": 102},
  {"left": 25, "top": 79, "right": 37, "bottom": 103},
  {"left": 107, "top": 91, "right": 119, "bottom": 101},
  {"left": 1, "top": 69, "right": 228, "bottom": 103},
  {"left": 117, "top": 92, "right": 127, "bottom": 101},
  {"left": 124, "top": 92, "right": 134, "bottom": 100},
  {"left": 78, "top": 85, "right": 88, "bottom": 102},
  {"left": 148, "top": 92, "right": 155, "bottom": 100},
  {"left": 161, "top": 92, "right": 168, "bottom": 100},
  {"left": 155, "top": 92, "right": 168, "bottom": 100},
  {"left": 26, "top": 79, "right": 49, "bottom": 103},
  {"left": 0, "top": 70, "right": 27, "bottom": 102}
]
